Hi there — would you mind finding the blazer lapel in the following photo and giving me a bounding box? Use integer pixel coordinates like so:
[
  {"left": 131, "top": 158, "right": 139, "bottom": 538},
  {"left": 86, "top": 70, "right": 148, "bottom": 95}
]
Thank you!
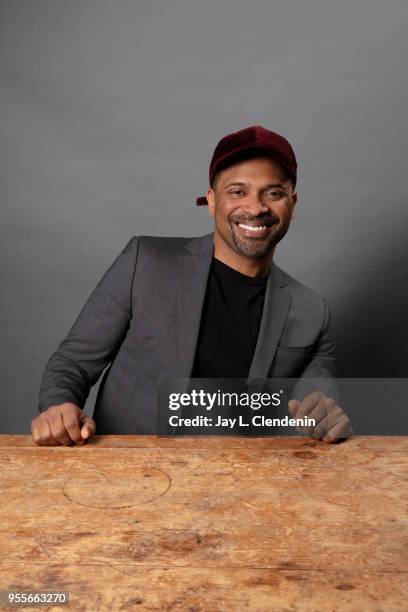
[
  {"left": 176, "top": 233, "right": 214, "bottom": 377},
  {"left": 247, "top": 262, "right": 291, "bottom": 382}
]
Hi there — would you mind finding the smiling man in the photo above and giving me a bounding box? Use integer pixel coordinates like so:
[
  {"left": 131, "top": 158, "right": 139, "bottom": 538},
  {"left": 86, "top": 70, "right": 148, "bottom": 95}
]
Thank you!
[{"left": 32, "top": 125, "right": 352, "bottom": 445}]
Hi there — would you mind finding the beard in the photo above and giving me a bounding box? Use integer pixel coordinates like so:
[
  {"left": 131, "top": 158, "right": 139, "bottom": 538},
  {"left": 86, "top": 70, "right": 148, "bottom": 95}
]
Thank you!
[{"left": 229, "top": 213, "right": 290, "bottom": 259}]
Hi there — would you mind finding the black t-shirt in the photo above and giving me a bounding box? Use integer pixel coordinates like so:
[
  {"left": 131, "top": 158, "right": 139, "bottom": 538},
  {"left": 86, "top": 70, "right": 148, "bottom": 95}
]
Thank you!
[{"left": 191, "top": 257, "right": 268, "bottom": 378}]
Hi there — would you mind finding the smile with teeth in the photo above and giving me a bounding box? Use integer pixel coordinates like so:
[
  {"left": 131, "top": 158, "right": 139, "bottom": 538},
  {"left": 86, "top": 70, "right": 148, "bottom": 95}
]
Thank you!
[{"left": 238, "top": 223, "right": 269, "bottom": 232}]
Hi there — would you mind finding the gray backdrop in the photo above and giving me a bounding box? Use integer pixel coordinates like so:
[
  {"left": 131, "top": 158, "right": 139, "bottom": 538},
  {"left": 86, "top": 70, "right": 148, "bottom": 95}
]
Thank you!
[{"left": 1, "top": 0, "right": 407, "bottom": 433}]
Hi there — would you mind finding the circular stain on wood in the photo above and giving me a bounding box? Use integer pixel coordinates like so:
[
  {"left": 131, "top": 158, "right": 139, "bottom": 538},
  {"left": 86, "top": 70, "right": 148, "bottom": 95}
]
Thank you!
[{"left": 63, "top": 466, "right": 171, "bottom": 509}]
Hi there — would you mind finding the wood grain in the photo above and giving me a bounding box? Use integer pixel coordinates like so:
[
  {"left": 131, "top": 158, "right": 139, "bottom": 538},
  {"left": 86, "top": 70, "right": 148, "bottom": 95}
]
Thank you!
[{"left": 0, "top": 435, "right": 406, "bottom": 611}]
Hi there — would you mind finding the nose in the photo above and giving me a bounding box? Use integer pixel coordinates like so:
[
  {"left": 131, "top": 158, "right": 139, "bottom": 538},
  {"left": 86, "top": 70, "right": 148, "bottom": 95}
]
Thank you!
[{"left": 243, "top": 194, "right": 268, "bottom": 215}]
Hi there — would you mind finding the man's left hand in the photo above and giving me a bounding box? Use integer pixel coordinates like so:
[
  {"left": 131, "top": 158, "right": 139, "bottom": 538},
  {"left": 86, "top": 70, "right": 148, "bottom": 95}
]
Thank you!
[{"left": 288, "top": 391, "right": 352, "bottom": 443}]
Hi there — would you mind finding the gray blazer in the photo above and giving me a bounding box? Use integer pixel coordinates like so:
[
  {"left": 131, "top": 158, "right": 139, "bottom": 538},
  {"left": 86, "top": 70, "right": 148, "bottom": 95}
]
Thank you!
[{"left": 38, "top": 233, "right": 337, "bottom": 433}]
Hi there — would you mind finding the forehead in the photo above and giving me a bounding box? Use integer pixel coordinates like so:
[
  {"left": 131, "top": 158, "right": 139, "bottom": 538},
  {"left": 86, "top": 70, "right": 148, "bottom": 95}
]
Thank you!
[{"left": 217, "top": 155, "right": 288, "bottom": 185}]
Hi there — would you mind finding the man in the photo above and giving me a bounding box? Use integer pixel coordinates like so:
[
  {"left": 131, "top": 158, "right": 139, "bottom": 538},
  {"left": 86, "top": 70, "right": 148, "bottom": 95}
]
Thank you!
[{"left": 31, "top": 125, "right": 352, "bottom": 445}]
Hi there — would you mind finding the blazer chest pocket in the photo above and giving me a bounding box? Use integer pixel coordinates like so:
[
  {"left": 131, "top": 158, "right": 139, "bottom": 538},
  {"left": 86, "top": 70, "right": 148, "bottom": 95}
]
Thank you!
[{"left": 276, "top": 345, "right": 313, "bottom": 360}]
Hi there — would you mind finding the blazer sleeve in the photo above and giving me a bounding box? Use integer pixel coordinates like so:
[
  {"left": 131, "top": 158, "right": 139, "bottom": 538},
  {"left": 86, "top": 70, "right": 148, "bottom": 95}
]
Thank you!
[
  {"left": 38, "top": 236, "right": 139, "bottom": 412},
  {"left": 291, "top": 297, "right": 340, "bottom": 402}
]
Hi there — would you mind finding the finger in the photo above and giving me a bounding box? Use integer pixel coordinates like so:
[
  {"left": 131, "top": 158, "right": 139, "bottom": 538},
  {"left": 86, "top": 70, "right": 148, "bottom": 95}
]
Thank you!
[
  {"left": 323, "top": 417, "right": 353, "bottom": 443},
  {"left": 288, "top": 400, "right": 306, "bottom": 434},
  {"left": 296, "top": 391, "right": 329, "bottom": 420},
  {"left": 302, "top": 402, "right": 328, "bottom": 436},
  {"left": 42, "top": 419, "right": 62, "bottom": 446},
  {"left": 49, "top": 411, "right": 74, "bottom": 446},
  {"left": 288, "top": 399, "right": 300, "bottom": 418},
  {"left": 32, "top": 417, "right": 61, "bottom": 446},
  {"left": 296, "top": 393, "right": 334, "bottom": 435},
  {"left": 62, "top": 409, "right": 85, "bottom": 445},
  {"left": 312, "top": 407, "right": 345, "bottom": 440},
  {"left": 80, "top": 417, "right": 96, "bottom": 440}
]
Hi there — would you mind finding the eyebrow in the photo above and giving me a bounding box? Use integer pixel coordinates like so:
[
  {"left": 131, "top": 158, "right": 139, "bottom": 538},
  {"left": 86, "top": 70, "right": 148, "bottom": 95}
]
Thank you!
[{"left": 223, "top": 181, "right": 287, "bottom": 190}]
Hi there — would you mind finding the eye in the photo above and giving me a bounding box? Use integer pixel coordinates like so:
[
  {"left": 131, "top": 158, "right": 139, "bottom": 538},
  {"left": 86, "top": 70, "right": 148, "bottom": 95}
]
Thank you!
[
  {"left": 266, "top": 191, "right": 284, "bottom": 199},
  {"left": 229, "top": 189, "right": 245, "bottom": 196}
]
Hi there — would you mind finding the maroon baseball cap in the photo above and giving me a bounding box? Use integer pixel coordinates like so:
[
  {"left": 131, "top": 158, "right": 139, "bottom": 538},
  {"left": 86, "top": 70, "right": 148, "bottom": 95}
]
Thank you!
[{"left": 196, "top": 125, "right": 297, "bottom": 205}]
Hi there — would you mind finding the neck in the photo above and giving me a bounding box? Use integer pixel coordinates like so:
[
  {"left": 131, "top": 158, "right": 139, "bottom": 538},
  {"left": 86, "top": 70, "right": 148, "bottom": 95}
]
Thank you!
[{"left": 213, "top": 234, "right": 274, "bottom": 278}]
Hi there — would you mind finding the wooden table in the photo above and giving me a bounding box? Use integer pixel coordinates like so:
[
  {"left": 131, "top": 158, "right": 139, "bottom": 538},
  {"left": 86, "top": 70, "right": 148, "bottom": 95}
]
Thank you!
[{"left": 0, "top": 436, "right": 407, "bottom": 611}]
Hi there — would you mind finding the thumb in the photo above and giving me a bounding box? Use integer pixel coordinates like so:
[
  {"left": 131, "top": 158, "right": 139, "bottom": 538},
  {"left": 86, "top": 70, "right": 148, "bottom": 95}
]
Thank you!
[
  {"left": 80, "top": 417, "right": 96, "bottom": 440},
  {"left": 288, "top": 399, "right": 300, "bottom": 418}
]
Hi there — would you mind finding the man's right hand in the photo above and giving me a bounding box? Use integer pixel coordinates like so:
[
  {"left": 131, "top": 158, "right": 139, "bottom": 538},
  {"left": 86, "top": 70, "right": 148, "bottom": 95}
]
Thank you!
[{"left": 31, "top": 403, "right": 96, "bottom": 446}]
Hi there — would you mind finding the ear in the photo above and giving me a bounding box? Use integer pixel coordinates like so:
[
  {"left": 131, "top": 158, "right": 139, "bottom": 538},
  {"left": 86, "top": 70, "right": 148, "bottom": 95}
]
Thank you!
[
  {"left": 290, "top": 191, "right": 298, "bottom": 220},
  {"left": 206, "top": 188, "right": 216, "bottom": 217}
]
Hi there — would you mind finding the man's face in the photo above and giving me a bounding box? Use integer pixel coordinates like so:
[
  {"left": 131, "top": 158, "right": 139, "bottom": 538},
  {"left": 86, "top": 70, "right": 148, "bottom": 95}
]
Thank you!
[{"left": 206, "top": 156, "right": 297, "bottom": 260}]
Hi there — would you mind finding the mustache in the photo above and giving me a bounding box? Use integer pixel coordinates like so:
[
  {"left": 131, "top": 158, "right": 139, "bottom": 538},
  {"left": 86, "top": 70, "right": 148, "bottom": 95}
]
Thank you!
[{"left": 229, "top": 213, "right": 279, "bottom": 226}]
